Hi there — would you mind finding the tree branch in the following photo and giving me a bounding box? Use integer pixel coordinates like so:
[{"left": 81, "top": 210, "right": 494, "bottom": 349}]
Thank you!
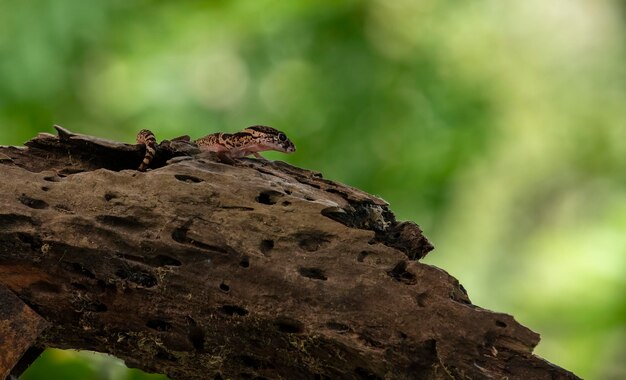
[{"left": 0, "top": 127, "right": 578, "bottom": 379}]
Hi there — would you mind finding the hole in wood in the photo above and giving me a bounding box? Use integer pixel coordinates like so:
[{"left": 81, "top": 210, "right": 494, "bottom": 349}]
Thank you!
[
  {"left": 354, "top": 367, "right": 382, "bottom": 380},
  {"left": 0, "top": 214, "right": 35, "bottom": 228},
  {"left": 220, "top": 305, "right": 248, "bottom": 316},
  {"left": 41, "top": 186, "right": 50, "bottom": 192},
  {"left": 416, "top": 292, "right": 428, "bottom": 308},
  {"left": 495, "top": 320, "right": 507, "bottom": 328},
  {"left": 320, "top": 206, "right": 350, "bottom": 225},
  {"left": 30, "top": 280, "right": 61, "bottom": 294},
  {"left": 240, "top": 355, "right": 263, "bottom": 369},
  {"left": 104, "top": 192, "right": 117, "bottom": 201},
  {"left": 155, "top": 348, "right": 177, "bottom": 362},
  {"left": 175, "top": 174, "right": 204, "bottom": 183},
  {"left": 219, "top": 282, "right": 230, "bottom": 293},
  {"left": 147, "top": 319, "right": 173, "bottom": 332},
  {"left": 188, "top": 326, "right": 205, "bottom": 351},
  {"left": 274, "top": 317, "right": 304, "bottom": 334},
  {"left": 239, "top": 256, "right": 250, "bottom": 268},
  {"left": 19, "top": 194, "right": 49, "bottom": 209},
  {"left": 150, "top": 255, "right": 182, "bottom": 267},
  {"left": 220, "top": 205, "right": 254, "bottom": 211},
  {"left": 387, "top": 261, "right": 416, "bottom": 285},
  {"left": 256, "top": 190, "right": 283, "bottom": 205},
  {"left": 84, "top": 301, "right": 108, "bottom": 313},
  {"left": 16, "top": 232, "right": 43, "bottom": 250},
  {"left": 260, "top": 239, "right": 274, "bottom": 254},
  {"left": 299, "top": 267, "right": 327, "bottom": 281},
  {"left": 96, "top": 214, "right": 143, "bottom": 229}
]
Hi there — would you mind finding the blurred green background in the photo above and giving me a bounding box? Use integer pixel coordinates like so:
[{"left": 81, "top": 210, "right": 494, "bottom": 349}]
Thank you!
[{"left": 1, "top": 0, "right": 625, "bottom": 379}]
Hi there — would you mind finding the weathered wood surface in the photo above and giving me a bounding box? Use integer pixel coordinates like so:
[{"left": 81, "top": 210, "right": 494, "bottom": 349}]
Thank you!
[
  {"left": 0, "top": 285, "right": 48, "bottom": 379},
  {"left": 0, "top": 127, "right": 578, "bottom": 379}
]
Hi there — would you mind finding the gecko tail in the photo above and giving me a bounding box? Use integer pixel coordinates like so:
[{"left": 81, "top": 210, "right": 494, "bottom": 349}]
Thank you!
[{"left": 136, "top": 129, "right": 157, "bottom": 171}]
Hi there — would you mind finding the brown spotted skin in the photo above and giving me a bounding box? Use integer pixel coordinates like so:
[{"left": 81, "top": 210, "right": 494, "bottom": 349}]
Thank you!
[
  {"left": 136, "top": 129, "right": 157, "bottom": 171},
  {"left": 195, "top": 125, "right": 296, "bottom": 160},
  {"left": 135, "top": 125, "right": 295, "bottom": 170}
]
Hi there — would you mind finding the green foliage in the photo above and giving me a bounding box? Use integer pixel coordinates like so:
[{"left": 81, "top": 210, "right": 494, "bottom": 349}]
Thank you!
[
  {"left": 2, "top": 1, "right": 625, "bottom": 379},
  {"left": 20, "top": 350, "right": 168, "bottom": 380}
]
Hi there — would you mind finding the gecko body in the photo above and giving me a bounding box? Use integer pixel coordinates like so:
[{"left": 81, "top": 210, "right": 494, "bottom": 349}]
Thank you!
[
  {"left": 195, "top": 125, "right": 296, "bottom": 160},
  {"left": 136, "top": 125, "right": 295, "bottom": 171}
]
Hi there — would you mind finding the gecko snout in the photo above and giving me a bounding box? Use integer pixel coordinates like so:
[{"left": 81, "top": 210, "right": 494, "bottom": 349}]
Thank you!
[{"left": 283, "top": 141, "right": 296, "bottom": 153}]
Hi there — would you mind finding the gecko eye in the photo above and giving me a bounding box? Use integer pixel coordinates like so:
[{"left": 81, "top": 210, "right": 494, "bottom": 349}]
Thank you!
[{"left": 277, "top": 133, "right": 287, "bottom": 142}]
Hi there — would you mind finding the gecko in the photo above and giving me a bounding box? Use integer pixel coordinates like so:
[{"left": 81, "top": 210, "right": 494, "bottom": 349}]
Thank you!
[{"left": 136, "top": 125, "right": 296, "bottom": 171}]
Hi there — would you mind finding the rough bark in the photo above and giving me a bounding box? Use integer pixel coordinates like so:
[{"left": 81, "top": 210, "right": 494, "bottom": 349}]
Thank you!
[{"left": 0, "top": 127, "right": 578, "bottom": 379}]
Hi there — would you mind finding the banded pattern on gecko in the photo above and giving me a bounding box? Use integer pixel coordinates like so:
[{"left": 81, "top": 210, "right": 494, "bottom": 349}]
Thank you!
[
  {"left": 136, "top": 129, "right": 157, "bottom": 171},
  {"left": 136, "top": 125, "right": 295, "bottom": 171}
]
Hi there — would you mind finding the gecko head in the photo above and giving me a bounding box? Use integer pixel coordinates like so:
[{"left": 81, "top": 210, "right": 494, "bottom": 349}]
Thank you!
[
  {"left": 275, "top": 131, "right": 296, "bottom": 153},
  {"left": 244, "top": 125, "right": 296, "bottom": 154}
]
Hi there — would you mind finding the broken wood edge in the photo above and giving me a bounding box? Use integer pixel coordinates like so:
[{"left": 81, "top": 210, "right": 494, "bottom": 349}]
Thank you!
[{"left": 0, "top": 285, "right": 49, "bottom": 379}]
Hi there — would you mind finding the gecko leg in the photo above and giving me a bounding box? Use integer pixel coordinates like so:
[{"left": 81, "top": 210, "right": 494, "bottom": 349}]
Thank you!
[
  {"left": 216, "top": 152, "right": 236, "bottom": 165},
  {"left": 253, "top": 152, "right": 269, "bottom": 162}
]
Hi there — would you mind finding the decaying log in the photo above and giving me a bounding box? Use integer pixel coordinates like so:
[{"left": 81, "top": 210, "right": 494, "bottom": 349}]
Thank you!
[{"left": 0, "top": 127, "right": 578, "bottom": 379}]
